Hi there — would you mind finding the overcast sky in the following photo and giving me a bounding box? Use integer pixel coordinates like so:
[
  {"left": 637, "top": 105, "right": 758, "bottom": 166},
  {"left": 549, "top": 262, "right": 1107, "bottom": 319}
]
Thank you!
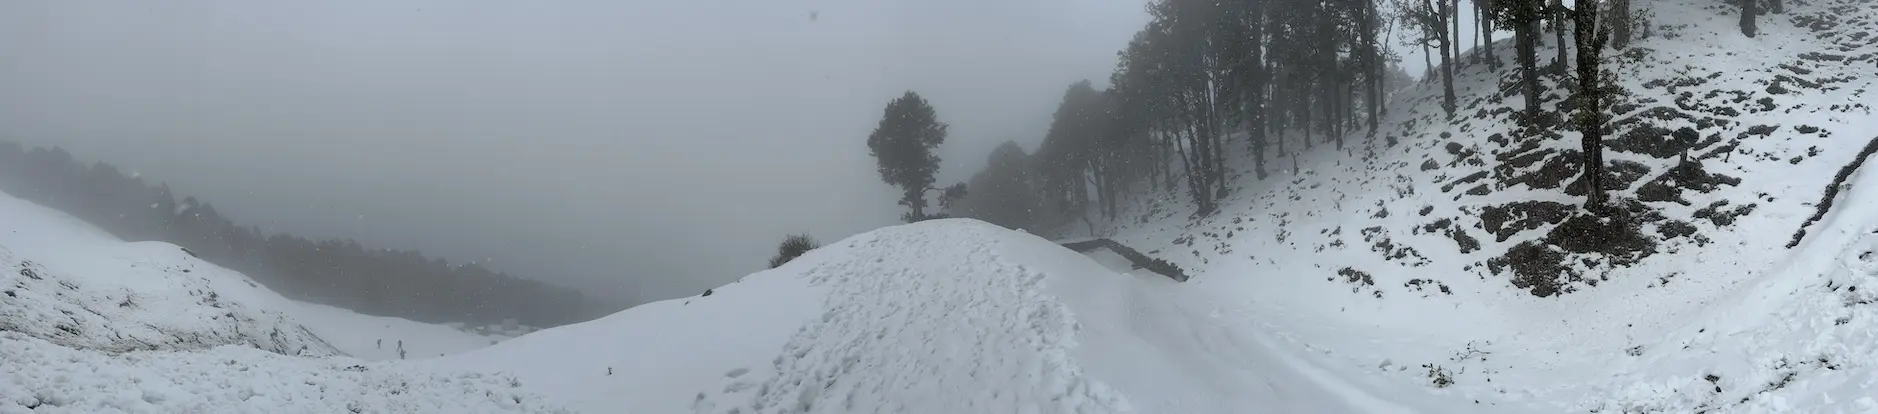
[{"left": 0, "top": 0, "right": 1155, "bottom": 306}]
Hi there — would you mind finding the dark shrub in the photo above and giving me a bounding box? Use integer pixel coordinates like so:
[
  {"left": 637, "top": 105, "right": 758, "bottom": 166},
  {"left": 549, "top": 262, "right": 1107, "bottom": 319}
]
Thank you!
[{"left": 768, "top": 234, "right": 821, "bottom": 268}]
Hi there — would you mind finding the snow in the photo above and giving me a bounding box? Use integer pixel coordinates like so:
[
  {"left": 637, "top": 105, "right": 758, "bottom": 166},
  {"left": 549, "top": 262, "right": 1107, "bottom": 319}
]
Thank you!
[
  {"left": 1067, "top": 0, "right": 1878, "bottom": 410},
  {"left": 0, "top": 191, "right": 564, "bottom": 413},
  {"left": 416, "top": 252, "right": 826, "bottom": 413},
  {"left": 286, "top": 301, "right": 501, "bottom": 361},
  {"left": 0, "top": 332, "right": 564, "bottom": 414},
  {"left": 5, "top": 0, "right": 1878, "bottom": 411},
  {"left": 0, "top": 194, "right": 338, "bottom": 357}
]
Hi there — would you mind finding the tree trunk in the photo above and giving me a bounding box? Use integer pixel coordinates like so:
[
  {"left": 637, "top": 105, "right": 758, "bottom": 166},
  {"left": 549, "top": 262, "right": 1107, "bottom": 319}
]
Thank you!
[
  {"left": 1771, "top": 0, "right": 1784, "bottom": 14},
  {"left": 1519, "top": 21, "right": 1542, "bottom": 119},
  {"left": 1475, "top": 1, "right": 1484, "bottom": 61},
  {"left": 1303, "top": 96, "right": 1315, "bottom": 149},
  {"left": 1572, "top": 0, "right": 1608, "bottom": 211},
  {"left": 1209, "top": 97, "right": 1227, "bottom": 198},
  {"left": 1741, "top": 0, "right": 1759, "bottom": 37},
  {"left": 1423, "top": 43, "right": 1434, "bottom": 80},
  {"left": 1483, "top": 3, "right": 1498, "bottom": 70},
  {"left": 1171, "top": 126, "right": 1211, "bottom": 214},
  {"left": 1248, "top": 4, "right": 1269, "bottom": 180},
  {"left": 1452, "top": 0, "right": 1463, "bottom": 64},
  {"left": 1274, "top": 91, "right": 1287, "bottom": 156},
  {"left": 1613, "top": 0, "right": 1633, "bottom": 49},
  {"left": 1554, "top": 3, "right": 1569, "bottom": 71},
  {"left": 1440, "top": 29, "right": 1457, "bottom": 116},
  {"left": 1367, "top": 54, "right": 1380, "bottom": 136}
]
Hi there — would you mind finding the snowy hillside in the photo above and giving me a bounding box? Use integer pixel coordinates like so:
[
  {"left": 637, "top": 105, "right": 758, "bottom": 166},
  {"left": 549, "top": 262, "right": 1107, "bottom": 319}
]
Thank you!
[
  {"left": 1, "top": 190, "right": 559, "bottom": 413},
  {"left": 1076, "top": 0, "right": 1878, "bottom": 410},
  {"left": 0, "top": 193, "right": 339, "bottom": 357}
]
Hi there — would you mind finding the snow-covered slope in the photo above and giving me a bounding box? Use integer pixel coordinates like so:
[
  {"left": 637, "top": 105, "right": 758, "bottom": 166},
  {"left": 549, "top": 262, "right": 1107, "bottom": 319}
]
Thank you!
[
  {"left": 0, "top": 190, "right": 562, "bottom": 413},
  {"left": 1069, "top": 0, "right": 1878, "bottom": 410},
  {"left": 0, "top": 193, "right": 338, "bottom": 357}
]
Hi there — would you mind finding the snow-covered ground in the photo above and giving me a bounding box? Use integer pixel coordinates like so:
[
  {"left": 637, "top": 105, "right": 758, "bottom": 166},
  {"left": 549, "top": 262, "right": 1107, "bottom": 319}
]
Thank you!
[
  {"left": 6, "top": 0, "right": 1878, "bottom": 411},
  {"left": 287, "top": 301, "right": 503, "bottom": 361},
  {"left": 1, "top": 190, "right": 556, "bottom": 413}
]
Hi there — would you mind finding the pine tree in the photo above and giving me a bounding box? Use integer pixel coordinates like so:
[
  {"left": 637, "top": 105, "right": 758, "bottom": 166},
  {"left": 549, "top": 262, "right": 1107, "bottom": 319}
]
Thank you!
[{"left": 865, "top": 91, "right": 951, "bottom": 221}]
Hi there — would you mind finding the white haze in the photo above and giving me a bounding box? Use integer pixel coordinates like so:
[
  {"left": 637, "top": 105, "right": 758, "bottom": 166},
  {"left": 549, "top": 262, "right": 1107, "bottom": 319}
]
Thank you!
[{"left": 0, "top": 0, "right": 1148, "bottom": 306}]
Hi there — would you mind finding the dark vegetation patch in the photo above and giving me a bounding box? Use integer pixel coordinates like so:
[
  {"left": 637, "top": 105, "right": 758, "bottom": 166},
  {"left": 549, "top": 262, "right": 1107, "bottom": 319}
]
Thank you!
[
  {"left": 1755, "top": 97, "right": 1777, "bottom": 112},
  {"left": 1566, "top": 159, "right": 1652, "bottom": 196},
  {"left": 1487, "top": 200, "right": 1659, "bottom": 297},
  {"left": 1405, "top": 279, "right": 1452, "bottom": 295},
  {"left": 1604, "top": 123, "right": 1686, "bottom": 158},
  {"left": 1361, "top": 226, "right": 1430, "bottom": 267},
  {"left": 1740, "top": 124, "right": 1780, "bottom": 139},
  {"left": 1545, "top": 212, "right": 1656, "bottom": 261},
  {"left": 1331, "top": 267, "right": 1384, "bottom": 298},
  {"left": 1635, "top": 159, "right": 1743, "bottom": 205},
  {"left": 1479, "top": 201, "right": 1573, "bottom": 242},
  {"left": 1490, "top": 241, "right": 1570, "bottom": 296},
  {"left": 1420, "top": 218, "right": 1455, "bottom": 235},
  {"left": 1338, "top": 267, "right": 1374, "bottom": 286},
  {"left": 1693, "top": 200, "right": 1757, "bottom": 227},
  {"left": 1464, "top": 184, "right": 1491, "bottom": 196},
  {"left": 1503, "top": 149, "right": 1581, "bottom": 191},
  {"left": 1658, "top": 220, "right": 1699, "bottom": 240},
  {"left": 1440, "top": 171, "right": 1490, "bottom": 193}
]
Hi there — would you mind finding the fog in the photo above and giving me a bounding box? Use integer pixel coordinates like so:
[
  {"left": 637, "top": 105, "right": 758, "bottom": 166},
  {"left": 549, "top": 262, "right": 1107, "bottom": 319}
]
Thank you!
[{"left": 0, "top": 0, "right": 1154, "bottom": 306}]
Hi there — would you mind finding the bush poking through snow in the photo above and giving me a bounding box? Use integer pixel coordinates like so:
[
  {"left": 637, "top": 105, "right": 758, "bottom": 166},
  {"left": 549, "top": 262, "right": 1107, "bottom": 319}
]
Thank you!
[
  {"left": 1423, "top": 364, "right": 1454, "bottom": 388},
  {"left": 768, "top": 234, "right": 820, "bottom": 269}
]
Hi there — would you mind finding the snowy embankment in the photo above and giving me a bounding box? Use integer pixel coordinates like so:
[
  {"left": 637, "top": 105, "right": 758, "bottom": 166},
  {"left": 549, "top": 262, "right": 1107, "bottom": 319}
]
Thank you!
[{"left": 1, "top": 191, "right": 559, "bottom": 413}]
